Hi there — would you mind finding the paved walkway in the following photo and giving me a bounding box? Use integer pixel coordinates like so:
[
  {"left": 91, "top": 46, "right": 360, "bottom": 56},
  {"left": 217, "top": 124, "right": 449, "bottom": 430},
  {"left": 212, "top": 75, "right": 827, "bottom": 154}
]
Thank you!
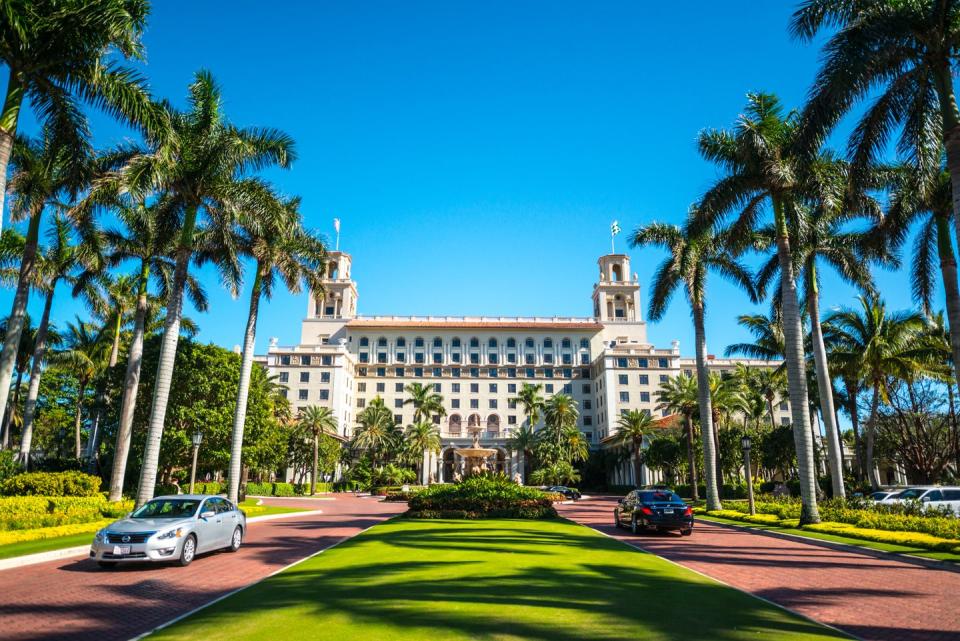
[
  {"left": 558, "top": 496, "right": 960, "bottom": 641},
  {"left": 0, "top": 495, "right": 404, "bottom": 641}
]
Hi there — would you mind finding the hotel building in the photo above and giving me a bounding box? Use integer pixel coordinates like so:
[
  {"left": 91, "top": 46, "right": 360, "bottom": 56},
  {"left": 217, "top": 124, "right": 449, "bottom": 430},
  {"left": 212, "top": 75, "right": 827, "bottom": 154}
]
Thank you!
[{"left": 260, "top": 249, "right": 789, "bottom": 485}]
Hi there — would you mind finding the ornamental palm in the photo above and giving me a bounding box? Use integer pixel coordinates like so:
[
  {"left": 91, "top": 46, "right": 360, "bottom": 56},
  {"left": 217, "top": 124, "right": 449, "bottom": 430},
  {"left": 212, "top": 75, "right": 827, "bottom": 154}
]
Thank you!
[
  {"left": 509, "top": 383, "right": 545, "bottom": 431},
  {"left": 825, "top": 296, "right": 931, "bottom": 489},
  {"left": 298, "top": 406, "right": 338, "bottom": 495},
  {"left": 18, "top": 216, "right": 89, "bottom": 465},
  {"left": 615, "top": 409, "right": 655, "bottom": 489},
  {"left": 352, "top": 397, "right": 401, "bottom": 468},
  {"left": 695, "top": 93, "right": 821, "bottom": 524},
  {"left": 95, "top": 71, "right": 295, "bottom": 507},
  {"left": 225, "top": 189, "right": 326, "bottom": 503},
  {"left": 95, "top": 198, "right": 207, "bottom": 501},
  {"left": 0, "top": 0, "right": 163, "bottom": 231},
  {"left": 655, "top": 373, "right": 700, "bottom": 499},
  {"left": 404, "top": 421, "right": 441, "bottom": 484},
  {"left": 505, "top": 423, "right": 536, "bottom": 482},
  {"left": 630, "top": 219, "right": 756, "bottom": 511},
  {"left": 0, "top": 312, "right": 35, "bottom": 448},
  {"left": 51, "top": 319, "right": 109, "bottom": 458},
  {"left": 403, "top": 382, "right": 446, "bottom": 424}
]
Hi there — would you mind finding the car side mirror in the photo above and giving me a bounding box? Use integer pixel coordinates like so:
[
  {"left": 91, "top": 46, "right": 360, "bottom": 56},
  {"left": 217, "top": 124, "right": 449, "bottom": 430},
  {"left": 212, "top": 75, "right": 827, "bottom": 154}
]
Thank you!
[{"left": 200, "top": 510, "right": 215, "bottom": 519}]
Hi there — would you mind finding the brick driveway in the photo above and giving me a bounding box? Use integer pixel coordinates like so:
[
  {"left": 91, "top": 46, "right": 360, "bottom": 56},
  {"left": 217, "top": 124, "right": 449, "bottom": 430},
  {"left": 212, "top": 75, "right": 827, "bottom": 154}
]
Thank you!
[
  {"left": 559, "top": 496, "right": 960, "bottom": 641},
  {"left": 0, "top": 495, "right": 404, "bottom": 641}
]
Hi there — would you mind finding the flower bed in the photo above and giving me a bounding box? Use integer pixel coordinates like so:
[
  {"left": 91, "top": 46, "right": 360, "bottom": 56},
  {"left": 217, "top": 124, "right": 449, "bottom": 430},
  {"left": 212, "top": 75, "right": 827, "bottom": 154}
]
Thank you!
[
  {"left": 0, "top": 496, "right": 133, "bottom": 530},
  {"left": 0, "top": 472, "right": 101, "bottom": 497},
  {"left": 406, "top": 476, "right": 557, "bottom": 519},
  {"left": 0, "top": 519, "right": 113, "bottom": 547}
]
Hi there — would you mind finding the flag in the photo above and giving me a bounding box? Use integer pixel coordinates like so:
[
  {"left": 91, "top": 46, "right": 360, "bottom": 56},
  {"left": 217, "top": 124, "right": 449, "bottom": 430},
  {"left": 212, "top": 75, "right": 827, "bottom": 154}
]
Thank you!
[
  {"left": 611, "top": 220, "right": 621, "bottom": 236},
  {"left": 333, "top": 218, "right": 341, "bottom": 233}
]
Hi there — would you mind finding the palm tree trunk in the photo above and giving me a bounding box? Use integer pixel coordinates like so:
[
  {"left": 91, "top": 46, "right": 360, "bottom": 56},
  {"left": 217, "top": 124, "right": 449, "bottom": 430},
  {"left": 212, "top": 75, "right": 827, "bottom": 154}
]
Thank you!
[
  {"left": 933, "top": 67, "right": 960, "bottom": 277},
  {"left": 806, "top": 271, "right": 844, "bottom": 498},
  {"left": 135, "top": 206, "right": 197, "bottom": 508},
  {"left": 73, "top": 382, "right": 86, "bottom": 459},
  {"left": 932, "top": 212, "right": 960, "bottom": 414},
  {"left": 0, "top": 209, "right": 41, "bottom": 440},
  {"left": 692, "top": 302, "right": 721, "bottom": 510},
  {"left": 865, "top": 385, "right": 882, "bottom": 490},
  {"left": 311, "top": 432, "right": 319, "bottom": 495},
  {"left": 108, "top": 265, "right": 150, "bottom": 502},
  {"left": 109, "top": 313, "right": 122, "bottom": 368},
  {"left": 774, "top": 198, "right": 820, "bottom": 524},
  {"left": 684, "top": 414, "right": 699, "bottom": 500},
  {"left": 844, "top": 378, "right": 864, "bottom": 482},
  {"left": 712, "top": 414, "right": 724, "bottom": 488},
  {"left": 0, "top": 70, "right": 24, "bottom": 234},
  {"left": 633, "top": 439, "right": 643, "bottom": 487},
  {"left": 227, "top": 269, "right": 263, "bottom": 504},
  {"left": 949, "top": 383, "right": 960, "bottom": 478},
  {"left": 18, "top": 286, "right": 55, "bottom": 467},
  {"left": 1, "top": 368, "right": 23, "bottom": 449},
  {"left": 766, "top": 396, "right": 776, "bottom": 430}
]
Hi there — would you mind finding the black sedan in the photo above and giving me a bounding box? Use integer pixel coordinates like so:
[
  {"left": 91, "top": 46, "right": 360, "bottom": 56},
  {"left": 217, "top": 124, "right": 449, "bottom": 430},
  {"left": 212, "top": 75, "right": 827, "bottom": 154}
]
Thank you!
[
  {"left": 614, "top": 489, "right": 693, "bottom": 536},
  {"left": 546, "top": 486, "right": 581, "bottom": 500}
]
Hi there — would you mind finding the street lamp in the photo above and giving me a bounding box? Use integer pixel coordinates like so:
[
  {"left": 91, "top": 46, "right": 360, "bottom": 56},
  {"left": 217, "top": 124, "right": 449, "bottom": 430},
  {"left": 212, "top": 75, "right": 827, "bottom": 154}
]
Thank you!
[
  {"left": 639, "top": 433, "right": 651, "bottom": 487},
  {"left": 741, "top": 434, "right": 755, "bottom": 515},
  {"left": 189, "top": 430, "right": 203, "bottom": 494}
]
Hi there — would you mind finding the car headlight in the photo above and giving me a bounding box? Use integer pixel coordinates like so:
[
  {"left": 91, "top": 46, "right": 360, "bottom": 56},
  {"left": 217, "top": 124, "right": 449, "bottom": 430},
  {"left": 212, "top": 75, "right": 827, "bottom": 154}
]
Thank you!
[
  {"left": 156, "top": 528, "right": 183, "bottom": 540},
  {"left": 94, "top": 529, "right": 106, "bottom": 543}
]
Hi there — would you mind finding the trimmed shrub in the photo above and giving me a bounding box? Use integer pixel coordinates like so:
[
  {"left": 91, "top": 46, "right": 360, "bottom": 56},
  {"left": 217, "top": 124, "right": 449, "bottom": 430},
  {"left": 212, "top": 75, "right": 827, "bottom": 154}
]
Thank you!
[
  {"left": 407, "top": 475, "right": 556, "bottom": 519},
  {"left": 193, "top": 481, "right": 223, "bottom": 495},
  {"left": 245, "top": 482, "right": 272, "bottom": 496},
  {"left": 803, "top": 522, "right": 960, "bottom": 553},
  {"left": 0, "top": 519, "right": 112, "bottom": 546},
  {"left": 272, "top": 482, "right": 295, "bottom": 497},
  {"left": 0, "top": 472, "right": 101, "bottom": 497},
  {"left": 0, "top": 496, "right": 132, "bottom": 530},
  {"left": 333, "top": 480, "right": 361, "bottom": 492}
]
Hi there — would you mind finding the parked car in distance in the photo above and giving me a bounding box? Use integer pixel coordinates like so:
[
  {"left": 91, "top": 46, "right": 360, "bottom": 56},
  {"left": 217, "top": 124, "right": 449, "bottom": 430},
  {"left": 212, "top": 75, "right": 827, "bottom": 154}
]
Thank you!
[
  {"left": 546, "top": 486, "right": 581, "bottom": 500},
  {"left": 868, "top": 490, "right": 901, "bottom": 502},
  {"left": 614, "top": 489, "right": 693, "bottom": 536},
  {"left": 881, "top": 486, "right": 960, "bottom": 515},
  {"left": 90, "top": 495, "right": 247, "bottom": 569}
]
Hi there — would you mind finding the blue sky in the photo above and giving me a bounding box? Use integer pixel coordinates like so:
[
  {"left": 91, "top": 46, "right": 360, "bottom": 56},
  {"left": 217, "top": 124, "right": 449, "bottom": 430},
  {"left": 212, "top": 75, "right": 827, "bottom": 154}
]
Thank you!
[{"left": 3, "top": 1, "right": 918, "bottom": 357}]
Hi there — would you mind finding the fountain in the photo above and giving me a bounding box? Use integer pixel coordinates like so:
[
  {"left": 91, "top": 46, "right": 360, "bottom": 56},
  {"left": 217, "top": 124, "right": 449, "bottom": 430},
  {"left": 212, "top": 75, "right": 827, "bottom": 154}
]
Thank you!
[{"left": 453, "top": 426, "right": 498, "bottom": 477}]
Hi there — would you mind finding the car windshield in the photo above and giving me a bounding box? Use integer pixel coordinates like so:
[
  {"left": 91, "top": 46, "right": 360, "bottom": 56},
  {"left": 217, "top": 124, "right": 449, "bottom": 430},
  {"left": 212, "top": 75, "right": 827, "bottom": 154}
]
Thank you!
[
  {"left": 894, "top": 488, "right": 928, "bottom": 500},
  {"left": 869, "top": 492, "right": 889, "bottom": 501},
  {"left": 638, "top": 491, "right": 682, "bottom": 503},
  {"left": 131, "top": 498, "right": 200, "bottom": 519}
]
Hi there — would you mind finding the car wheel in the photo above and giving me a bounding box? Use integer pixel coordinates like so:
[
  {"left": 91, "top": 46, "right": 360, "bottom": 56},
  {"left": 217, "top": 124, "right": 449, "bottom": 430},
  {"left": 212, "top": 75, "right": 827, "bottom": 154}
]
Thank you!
[
  {"left": 681, "top": 528, "right": 693, "bottom": 537},
  {"left": 226, "top": 526, "right": 242, "bottom": 552},
  {"left": 97, "top": 561, "right": 116, "bottom": 570},
  {"left": 631, "top": 515, "right": 639, "bottom": 535},
  {"left": 178, "top": 534, "right": 197, "bottom": 567}
]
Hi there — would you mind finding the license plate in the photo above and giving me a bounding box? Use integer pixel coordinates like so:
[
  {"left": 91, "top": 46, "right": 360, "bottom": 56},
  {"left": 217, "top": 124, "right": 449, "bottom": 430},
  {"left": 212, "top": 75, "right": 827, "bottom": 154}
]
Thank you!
[
  {"left": 663, "top": 509, "right": 674, "bottom": 514},
  {"left": 112, "top": 545, "right": 131, "bottom": 556}
]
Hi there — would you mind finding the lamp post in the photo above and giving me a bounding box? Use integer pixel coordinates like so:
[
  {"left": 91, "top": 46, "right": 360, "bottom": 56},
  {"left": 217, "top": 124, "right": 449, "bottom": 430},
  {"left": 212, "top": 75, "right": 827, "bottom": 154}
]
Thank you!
[
  {"left": 189, "top": 430, "right": 203, "bottom": 494},
  {"left": 741, "top": 434, "right": 755, "bottom": 515},
  {"left": 639, "top": 433, "right": 651, "bottom": 487}
]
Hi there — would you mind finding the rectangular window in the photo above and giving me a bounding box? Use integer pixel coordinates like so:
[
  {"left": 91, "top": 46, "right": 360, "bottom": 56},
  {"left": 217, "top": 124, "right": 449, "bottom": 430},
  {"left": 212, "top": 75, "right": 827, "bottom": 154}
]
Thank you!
[
  {"left": 781, "top": 417, "right": 790, "bottom": 425},
  {"left": 394, "top": 399, "right": 403, "bottom": 408},
  {"left": 488, "top": 368, "right": 498, "bottom": 378},
  {"left": 618, "top": 374, "right": 628, "bottom": 385},
  {"left": 507, "top": 368, "right": 517, "bottom": 378},
  {"left": 470, "top": 368, "right": 479, "bottom": 378},
  {"left": 543, "top": 354, "right": 554, "bottom": 364},
  {"left": 562, "top": 354, "right": 572, "bottom": 365},
  {"left": 489, "top": 383, "right": 498, "bottom": 393},
  {"left": 279, "top": 372, "right": 289, "bottom": 383},
  {"left": 357, "top": 398, "right": 366, "bottom": 408},
  {"left": 638, "top": 358, "right": 648, "bottom": 368},
  {"left": 433, "top": 353, "right": 443, "bottom": 364},
  {"left": 508, "top": 383, "right": 517, "bottom": 393},
  {"left": 433, "top": 383, "right": 441, "bottom": 392},
  {"left": 394, "top": 414, "right": 402, "bottom": 424},
  {"left": 280, "top": 355, "right": 291, "bottom": 365},
  {"left": 300, "top": 372, "right": 310, "bottom": 383},
  {"left": 301, "top": 355, "right": 312, "bottom": 366},
  {"left": 545, "top": 384, "right": 554, "bottom": 393},
  {"left": 414, "top": 368, "right": 423, "bottom": 377},
  {"left": 659, "top": 375, "right": 668, "bottom": 383},
  {"left": 358, "top": 367, "right": 367, "bottom": 377},
  {"left": 583, "top": 415, "right": 592, "bottom": 426},
  {"left": 396, "top": 367, "right": 405, "bottom": 377},
  {"left": 377, "top": 353, "right": 387, "bottom": 364},
  {"left": 639, "top": 374, "right": 649, "bottom": 385},
  {"left": 526, "top": 368, "right": 535, "bottom": 378},
  {"left": 582, "top": 384, "right": 590, "bottom": 393},
  {"left": 322, "top": 355, "right": 332, "bottom": 366},
  {"left": 525, "top": 354, "right": 535, "bottom": 365},
  {"left": 563, "top": 384, "right": 572, "bottom": 394},
  {"left": 433, "top": 367, "right": 442, "bottom": 377},
  {"left": 470, "top": 399, "right": 479, "bottom": 409},
  {"left": 584, "top": 399, "right": 592, "bottom": 410},
  {"left": 489, "top": 399, "right": 498, "bottom": 408},
  {"left": 376, "top": 383, "right": 385, "bottom": 393},
  {"left": 359, "top": 352, "right": 369, "bottom": 363},
  {"left": 357, "top": 382, "right": 366, "bottom": 392},
  {"left": 544, "top": 368, "right": 553, "bottom": 378},
  {"left": 508, "top": 399, "right": 517, "bottom": 409},
  {"left": 580, "top": 353, "right": 589, "bottom": 365},
  {"left": 451, "top": 367, "right": 461, "bottom": 377},
  {"left": 415, "top": 353, "right": 424, "bottom": 364},
  {"left": 619, "top": 391, "right": 630, "bottom": 403},
  {"left": 581, "top": 367, "right": 590, "bottom": 378},
  {"left": 508, "top": 415, "right": 517, "bottom": 425},
  {"left": 320, "top": 372, "right": 330, "bottom": 383},
  {"left": 298, "top": 389, "right": 309, "bottom": 401},
  {"left": 617, "top": 358, "right": 628, "bottom": 368},
  {"left": 470, "top": 383, "right": 479, "bottom": 393},
  {"left": 658, "top": 358, "right": 669, "bottom": 368},
  {"left": 488, "top": 353, "right": 498, "bottom": 364},
  {"left": 470, "top": 353, "right": 480, "bottom": 364},
  {"left": 452, "top": 383, "right": 461, "bottom": 393},
  {"left": 319, "top": 389, "right": 330, "bottom": 401},
  {"left": 452, "top": 353, "right": 462, "bottom": 363},
  {"left": 563, "top": 368, "right": 572, "bottom": 378},
  {"left": 451, "top": 399, "right": 460, "bottom": 409},
  {"left": 507, "top": 353, "right": 517, "bottom": 363},
  {"left": 395, "top": 383, "right": 404, "bottom": 392},
  {"left": 640, "top": 392, "right": 650, "bottom": 402}
]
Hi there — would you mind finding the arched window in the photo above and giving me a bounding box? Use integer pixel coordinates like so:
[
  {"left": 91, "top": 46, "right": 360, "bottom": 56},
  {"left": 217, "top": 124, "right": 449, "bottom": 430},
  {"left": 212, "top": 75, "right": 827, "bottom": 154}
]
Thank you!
[
  {"left": 487, "top": 414, "right": 500, "bottom": 431},
  {"left": 525, "top": 338, "right": 535, "bottom": 348},
  {"left": 449, "top": 414, "right": 462, "bottom": 433},
  {"left": 433, "top": 337, "right": 443, "bottom": 348},
  {"left": 561, "top": 338, "right": 571, "bottom": 349},
  {"left": 580, "top": 338, "right": 589, "bottom": 349},
  {"left": 506, "top": 337, "right": 516, "bottom": 348},
  {"left": 377, "top": 337, "right": 387, "bottom": 347},
  {"left": 488, "top": 337, "right": 497, "bottom": 348},
  {"left": 396, "top": 337, "right": 406, "bottom": 347},
  {"left": 612, "top": 264, "right": 623, "bottom": 281},
  {"left": 468, "top": 414, "right": 482, "bottom": 427},
  {"left": 414, "top": 337, "right": 424, "bottom": 347},
  {"left": 452, "top": 337, "right": 461, "bottom": 347},
  {"left": 543, "top": 338, "right": 553, "bottom": 349},
  {"left": 359, "top": 337, "right": 369, "bottom": 347},
  {"left": 469, "top": 337, "right": 480, "bottom": 348},
  {"left": 328, "top": 261, "right": 339, "bottom": 279}
]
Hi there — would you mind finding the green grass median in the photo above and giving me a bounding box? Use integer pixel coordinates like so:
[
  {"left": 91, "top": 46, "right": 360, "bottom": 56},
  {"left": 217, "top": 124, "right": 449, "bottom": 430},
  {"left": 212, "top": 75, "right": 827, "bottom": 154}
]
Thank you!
[{"left": 149, "top": 517, "right": 850, "bottom": 641}]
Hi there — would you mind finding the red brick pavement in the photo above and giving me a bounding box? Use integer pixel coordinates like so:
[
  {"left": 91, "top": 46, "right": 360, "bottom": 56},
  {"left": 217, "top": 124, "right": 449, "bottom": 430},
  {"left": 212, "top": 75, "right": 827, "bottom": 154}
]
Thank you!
[
  {"left": 0, "top": 496, "right": 404, "bottom": 641},
  {"left": 559, "top": 496, "right": 960, "bottom": 641}
]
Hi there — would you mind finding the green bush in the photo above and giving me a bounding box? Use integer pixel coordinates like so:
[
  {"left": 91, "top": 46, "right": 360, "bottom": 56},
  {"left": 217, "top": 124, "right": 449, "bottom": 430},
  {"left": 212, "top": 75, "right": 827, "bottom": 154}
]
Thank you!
[
  {"left": 407, "top": 475, "right": 557, "bottom": 519},
  {"left": 155, "top": 483, "right": 180, "bottom": 496},
  {"left": 194, "top": 481, "right": 223, "bottom": 495},
  {"left": 245, "top": 482, "right": 272, "bottom": 496},
  {"left": 272, "top": 482, "right": 295, "bottom": 497},
  {"left": 0, "top": 451, "right": 18, "bottom": 484},
  {"left": 0, "top": 496, "right": 132, "bottom": 530},
  {"left": 0, "top": 472, "right": 101, "bottom": 497}
]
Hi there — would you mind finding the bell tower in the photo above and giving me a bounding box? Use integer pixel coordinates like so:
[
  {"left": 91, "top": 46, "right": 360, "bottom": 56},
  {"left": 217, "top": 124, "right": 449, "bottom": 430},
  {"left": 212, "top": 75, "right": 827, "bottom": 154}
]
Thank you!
[
  {"left": 592, "top": 254, "right": 642, "bottom": 322},
  {"left": 307, "top": 251, "right": 358, "bottom": 319}
]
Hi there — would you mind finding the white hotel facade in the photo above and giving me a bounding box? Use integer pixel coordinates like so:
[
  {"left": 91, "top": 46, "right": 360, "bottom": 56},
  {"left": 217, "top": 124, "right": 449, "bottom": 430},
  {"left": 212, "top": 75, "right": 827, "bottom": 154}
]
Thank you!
[{"left": 260, "top": 250, "right": 789, "bottom": 485}]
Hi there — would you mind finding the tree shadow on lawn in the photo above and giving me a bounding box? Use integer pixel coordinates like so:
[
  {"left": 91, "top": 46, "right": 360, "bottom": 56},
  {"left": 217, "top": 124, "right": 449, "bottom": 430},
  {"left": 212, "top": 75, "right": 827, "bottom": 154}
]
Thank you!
[{"left": 156, "top": 519, "right": 852, "bottom": 641}]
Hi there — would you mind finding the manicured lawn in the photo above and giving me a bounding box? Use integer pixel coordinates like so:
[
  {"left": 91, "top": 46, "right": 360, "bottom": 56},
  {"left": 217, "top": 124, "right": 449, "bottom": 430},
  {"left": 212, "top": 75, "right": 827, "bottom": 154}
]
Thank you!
[
  {"left": 239, "top": 499, "right": 306, "bottom": 518},
  {"left": 696, "top": 514, "right": 960, "bottom": 564},
  {"left": 149, "top": 517, "right": 849, "bottom": 641}
]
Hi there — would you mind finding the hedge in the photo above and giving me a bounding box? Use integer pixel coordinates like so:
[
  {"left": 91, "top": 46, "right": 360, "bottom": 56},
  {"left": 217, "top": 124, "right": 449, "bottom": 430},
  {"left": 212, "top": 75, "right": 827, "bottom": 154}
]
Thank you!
[
  {"left": 0, "top": 496, "right": 134, "bottom": 530},
  {"left": 0, "top": 519, "right": 113, "bottom": 547},
  {"left": 0, "top": 472, "right": 101, "bottom": 497},
  {"left": 406, "top": 476, "right": 557, "bottom": 519},
  {"left": 244, "top": 482, "right": 334, "bottom": 496}
]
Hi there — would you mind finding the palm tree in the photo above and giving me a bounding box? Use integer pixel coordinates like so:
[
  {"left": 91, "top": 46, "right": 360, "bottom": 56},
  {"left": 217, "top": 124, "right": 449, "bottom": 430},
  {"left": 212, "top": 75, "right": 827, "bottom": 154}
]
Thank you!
[
  {"left": 352, "top": 397, "right": 401, "bottom": 468},
  {"left": 656, "top": 373, "right": 700, "bottom": 499},
  {"left": 695, "top": 93, "right": 822, "bottom": 524},
  {"left": 403, "top": 382, "right": 446, "bottom": 424},
  {"left": 404, "top": 421, "right": 441, "bottom": 484},
  {"left": 96, "top": 71, "right": 295, "bottom": 507},
  {"left": 0, "top": 130, "right": 92, "bottom": 450},
  {"left": 825, "top": 296, "right": 930, "bottom": 489},
  {"left": 298, "top": 406, "right": 338, "bottom": 495},
  {"left": 505, "top": 424, "right": 536, "bottom": 483},
  {"left": 18, "top": 216, "right": 89, "bottom": 465},
  {"left": 509, "top": 383, "right": 545, "bottom": 432},
  {"left": 725, "top": 311, "right": 788, "bottom": 364},
  {"left": 0, "top": 312, "right": 35, "bottom": 449},
  {"left": 615, "top": 409, "right": 655, "bottom": 489},
  {"left": 225, "top": 190, "right": 325, "bottom": 503},
  {"left": 91, "top": 198, "right": 208, "bottom": 500},
  {"left": 541, "top": 393, "right": 579, "bottom": 456},
  {"left": 0, "top": 0, "right": 163, "bottom": 231},
  {"left": 630, "top": 219, "right": 755, "bottom": 511},
  {"left": 51, "top": 319, "right": 108, "bottom": 458}
]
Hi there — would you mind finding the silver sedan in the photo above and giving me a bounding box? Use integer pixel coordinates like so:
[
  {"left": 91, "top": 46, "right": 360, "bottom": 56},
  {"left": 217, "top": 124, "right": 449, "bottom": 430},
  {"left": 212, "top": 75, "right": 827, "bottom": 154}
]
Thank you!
[{"left": 89, "top": 495, "right": 247, "bottom": 568}]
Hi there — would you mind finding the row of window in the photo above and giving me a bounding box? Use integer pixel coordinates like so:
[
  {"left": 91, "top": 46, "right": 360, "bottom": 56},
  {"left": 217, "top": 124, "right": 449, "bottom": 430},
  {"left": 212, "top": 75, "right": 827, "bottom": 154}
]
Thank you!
[
  {"left": 281, "top": 389, "right": 331, "bottom": 402},
  {"left": 618, "top": 391, "right": 653, "bottom": 403},
  {"left": 355, "top": 366, "right": 590, "bottom": 379},
  {"left": 278, "top": 354, "right": 334, "bottom": 366},
  {"left": 279, "top": 371, "right": 331, "bottom": 384},
  {"left": 615, "top": 357, "right": 672, "bottom": 368},
  {"left": 358, "top": 336, "right": 590, "bottom": 350},
  {"left": 356, "top": 381, "right": 590, "bottom": 395},
  {"left": 359, "top": 351, "right": 590, "bottom": 365},
  {"left": 617, "top": 374, "right": 670, "bottom": 386}
]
